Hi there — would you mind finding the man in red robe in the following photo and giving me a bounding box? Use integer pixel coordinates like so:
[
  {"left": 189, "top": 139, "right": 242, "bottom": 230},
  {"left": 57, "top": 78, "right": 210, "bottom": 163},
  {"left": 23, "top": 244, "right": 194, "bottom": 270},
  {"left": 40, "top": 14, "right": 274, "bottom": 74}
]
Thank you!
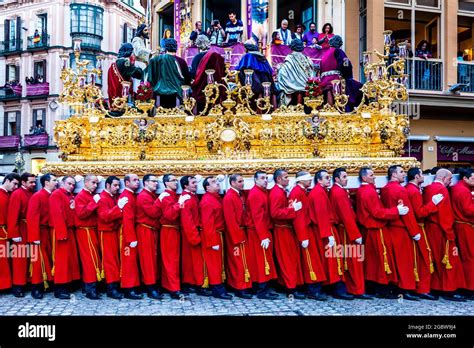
[
  {"left": 27, "top": 173, "right": 57, "bottom": 299},
  {"left": 97, "top": 176, "right": 127, "bottom": 299},
  {"left": 200, "top": 176, "right": 233, "bottom": 300},
  {"left": 289, "top": 171, "right": 327, "bottom": 300},
  {"left": 405, "top": 167, "right": 442, "bottom": 300},
  {"left": 223, "top": 174, "right": 253, "bottom": 299},
  {"left": 119, "top": 174, "right": 143, "bottom": 299},
  {"left": 180, "top": 175, "right": 211, "bottom": 296},
  {"left": 450, "top": 168, "right": 474, "bottom": 299},
  {"left": 0, "top": 173, "right": 20, "bottom": 291},
  {"left": 159, "top": 174, "right": 190, "bottom": 299},
  {"left": 247, "top": 171, "right": 279, "bottom": 300},
  {"left": 330, "top": 168, "right": 372, "bottom": 299},
  {"left": 136, "top": 174, "right": 163, "bottom": 299},
  {"left": 74, "top": 174, "right": 102, "bottom": 300},
  {"left": 8, "top": 172, "right": 36, "bottom": 297},
  {"left": 309, "top": 170, "right": 353, "bottom": 300},
  {"left": 423, "top": 169, "right": 466, "bottom": 301},
  {"left": 49, "top": 176, "right": 81, "bottom": 299},
  {"left": 380, "top": 165, "right": 422, "bottom": 301},
  {"left": 356, "top": 167, "right": 407, "bottom": 299},
  {"left": 269, "top": 169, "right": 305, "bottom": 299}
]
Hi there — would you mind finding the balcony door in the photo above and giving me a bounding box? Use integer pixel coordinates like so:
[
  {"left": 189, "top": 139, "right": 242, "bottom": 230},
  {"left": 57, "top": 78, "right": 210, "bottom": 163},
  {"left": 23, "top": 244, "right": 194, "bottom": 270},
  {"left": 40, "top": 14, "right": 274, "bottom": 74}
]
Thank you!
[{"left": 202, "top": 0, "right": 242, "bottom": 32}]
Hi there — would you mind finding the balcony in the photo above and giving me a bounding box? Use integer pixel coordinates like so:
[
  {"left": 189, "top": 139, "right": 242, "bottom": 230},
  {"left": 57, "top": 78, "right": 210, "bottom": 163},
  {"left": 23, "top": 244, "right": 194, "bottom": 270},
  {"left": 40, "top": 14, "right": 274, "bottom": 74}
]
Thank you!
[
  {"left": 0, "top": 39, "right": 23, "bottom": 55},
  {"left": 405, "top": 58, "right": 443, "bottom": 92},
  {"left": 27, "top": 34, "right": 50, "bottom": 51},
  {"left": 457, "top": 62, "right": 474, "bottom": 93},
  {"left": 0, "top": 136, "right": 20, "bottom": 150},
  {"left": 23, "top": 133, "right": 49, "bottom": 149},
  {"left": 0, "top": 84, "right": 22, "bottom": 101},
  {"left": 26, "top": 82, "right": 49, "bottom": 98},
  {"left": 71, "top": 33, "right": 101, "bottom": 51}
]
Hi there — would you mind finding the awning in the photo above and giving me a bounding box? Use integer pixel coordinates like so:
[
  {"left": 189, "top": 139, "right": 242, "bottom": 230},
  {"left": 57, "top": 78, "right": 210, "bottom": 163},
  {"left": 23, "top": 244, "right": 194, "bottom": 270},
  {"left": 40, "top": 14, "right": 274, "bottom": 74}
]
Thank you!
[{"left": 434, "top": 136, "right": 474, "bottom": 142}]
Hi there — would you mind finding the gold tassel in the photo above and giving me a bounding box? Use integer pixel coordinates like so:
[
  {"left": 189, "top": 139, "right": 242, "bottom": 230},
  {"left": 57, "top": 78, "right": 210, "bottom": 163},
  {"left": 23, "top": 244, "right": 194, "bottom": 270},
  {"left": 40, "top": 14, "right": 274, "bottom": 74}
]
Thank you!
[
  {"left": 43, "top": 278, "right": 49, "bottom": 290},
  {"left": 331, "top": 228, "right": 343, "bottom": 276},
  {"left": 413, "top": 240, "right": 419, "bottom": 282},
  {"left": 343, "top": 227, "right": 349, "bottom": 271},
  {"left": 219, "top": 232, "right": 226, "bottom": 282},
  {"left": 29, "top": 262, "right": 33, "bottom": 277},
  {"left": 304, "top": 248, "right": 317, "bottom": 281},
  {"left": 379, "top": 229, "right": 392, "bottom": 274},
  {"left": 430, "top": 262, "right": 434, "bottom": 274},
  {"left": 202, "top": 276, "right": 209, "bottom": 288},
  {"left": 51, "top": 229, "right": 56, "bottom": 277},
  {"left": 244, "top": 269, "right": 251, "bottom": 283},
  {"left": 420, "top": 225, "right": 435, "bottom": 274},
  {"left": 263, "top": 248, "right": 270, "bottom": 275},
  {"left": 442, "top": 240, "right": 452, "bottom": 269},
  {"left": 240, "top": 244, "right": 251, "bottom": 283},
  {"left": 101, "top": 269, "right": 105, "bottom": 280},
  {"left": 39, "top": 248, "right": 49, "bottom": 290}
]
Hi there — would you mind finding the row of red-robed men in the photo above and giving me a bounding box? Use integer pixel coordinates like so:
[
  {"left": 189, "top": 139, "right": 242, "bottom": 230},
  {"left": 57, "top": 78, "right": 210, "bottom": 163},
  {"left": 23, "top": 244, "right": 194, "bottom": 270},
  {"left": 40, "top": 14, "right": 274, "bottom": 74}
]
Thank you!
[{"left": 0, "top": 167, "right": 473, "bottom": 302}]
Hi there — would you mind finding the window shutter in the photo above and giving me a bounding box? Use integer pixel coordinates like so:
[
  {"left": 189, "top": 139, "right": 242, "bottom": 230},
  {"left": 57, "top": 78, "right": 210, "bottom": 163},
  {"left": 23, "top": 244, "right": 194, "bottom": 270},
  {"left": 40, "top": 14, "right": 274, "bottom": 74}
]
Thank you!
[
  {"left": 15, "top": 65, "right": 19, "bottom": 82},
  {"left": 42, "top": 60, "right": 46, "bottom": 81},
  {"left": 3, "top": 112, "right": 7, "bottom": 136},
  {"left": 123, "top": 23, "right": 128, "bottom": 43},
  {"left": 4, "top": 19, "right": 10, "bottom": 50},
  {"left": 16, "top": 111, "right": 21, "bottom": 137},
  {"left": 16, "top": 17, "right": 21, "bottom": 50}
]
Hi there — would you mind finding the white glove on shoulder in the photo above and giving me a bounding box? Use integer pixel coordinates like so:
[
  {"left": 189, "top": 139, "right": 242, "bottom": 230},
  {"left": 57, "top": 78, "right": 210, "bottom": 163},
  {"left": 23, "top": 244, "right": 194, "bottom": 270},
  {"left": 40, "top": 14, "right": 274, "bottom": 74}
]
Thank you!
[
  {"left": 118, "top": 197, "right": 128, "bottom": 209},
  {"left": 413, "top": 233, "right": 421, "bottom": 241},
  {"left": 159, "top": 191, "right": 170, "bottom": 202},
  {"left": 211, "top": 245, "right": 220, "bottom": 250},
  {"left": 431, "top": 193, "right": 444, "bottom": 206},
  {"left": 355, "top": 237, "right": 363, "bottom": 245},
  {"left": 178, "top": 194, "right": 191, "bottom": 205},
  {"left": 129, "top": 241, "right": 138, "bottom": 248},
  {"left": 301, "top": 239, "right": 309, "bottom": 248},
  {"left": 292, "top": 200, "right": 302, "bottom": 212},
  {"left": 327, "top": 236, "right": 335, "bottom": 248},
  {"left": 261, "top": 238, "right": 270, "bottom": 249},
  {"left": 397, "top": 204, "right": 409, "bottom": 216},
  {"left": 12, "top": 237, "right": 22, "bottom": 243},
  {"left": 93, "top": 194, "right": 101, "bottom": 203},
  {"left": 33, "top": 240, "right": 41, "bottom": 245}
]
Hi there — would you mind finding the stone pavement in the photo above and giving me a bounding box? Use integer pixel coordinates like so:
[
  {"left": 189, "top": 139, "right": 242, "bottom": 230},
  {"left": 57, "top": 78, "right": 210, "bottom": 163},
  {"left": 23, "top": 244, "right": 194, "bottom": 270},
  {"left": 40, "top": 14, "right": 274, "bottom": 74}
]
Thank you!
[{"left": 0, "top": 291, "right": 472, "bottom": 316}]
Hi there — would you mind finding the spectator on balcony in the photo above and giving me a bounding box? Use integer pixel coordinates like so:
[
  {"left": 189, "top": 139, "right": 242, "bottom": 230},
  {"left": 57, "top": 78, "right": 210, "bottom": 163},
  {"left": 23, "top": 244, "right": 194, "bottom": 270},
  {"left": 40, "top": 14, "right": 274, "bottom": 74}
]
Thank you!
[
  {"left": 416, "top": 40, "right": 433, "bottom": 60},
  {"left": 36, "top": 75, "right": 44, "bottom": 84},
  {"left": 189, "top": 21, "right": 204, "bottom": 45},
  {"left": 415, "top": 40, "right": 434, "bottom": 90},
  {"left": 293, "top": 24, "right": 304, "bottom": 41},
  {"left": 207, "top": 20, "right": 226, "bottom": 46},
  {"left": 302, "top": 22, "right": 319, "bottom": 48},
  {"left": 458, "top": 51, "right": 468, "bottom": 85},
  {"left": 276, "top": 19, "right": 293, "bottom": 46},
  {"left": 225, "top": 11, "right": 244, "bottom": 45},
  {"left": 271, "top": 31, "right": 283, "bottom": 45},
  {"left": 33, "top": 30, "right": 41, "bottom": 46},
  {"left": 317, "top": 23, "right": 334, "bottom": 49}
]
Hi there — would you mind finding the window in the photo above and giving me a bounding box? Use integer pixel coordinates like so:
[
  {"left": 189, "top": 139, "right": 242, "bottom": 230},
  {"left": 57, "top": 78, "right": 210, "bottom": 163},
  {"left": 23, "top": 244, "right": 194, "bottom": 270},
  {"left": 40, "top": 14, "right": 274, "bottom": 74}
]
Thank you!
[
  {"left": 33, "top": 61, "right": 46, "bottom": 82},
  {"left": 122, "top": 23, "right": 136, "bottom": 43},
  {"left": 459, "top": 0, "right": 474, "bottom": 12},
  {"left": 33, "top": 109, "right": 46, "bottom": 128},
  {"left": 359, "top": 0, "right": 368, "bottom": 82},
  {"left": 4, "top": 111, "right": 20, "bottom": 136},
  {"left": 416, "top": 0, "right": 439, "bottom": 8},
  {"left": 70, "top": 4, "right": 104, "bottom": 38},
  {"left": 385, "top": 0, "right": 411, "bottom": 5},
  {"left": 6, "top": 64, "right": 19, "bottom": 83},
  {"left": 69, "top": 53, "right": 102, "bottom": 84}
]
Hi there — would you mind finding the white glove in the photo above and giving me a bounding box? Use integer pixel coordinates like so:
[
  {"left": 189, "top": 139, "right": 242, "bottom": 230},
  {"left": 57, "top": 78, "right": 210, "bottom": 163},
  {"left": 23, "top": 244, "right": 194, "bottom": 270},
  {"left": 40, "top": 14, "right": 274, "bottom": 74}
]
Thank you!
[
  {"left": 413, "top": 233, "right": 421, "bottom": 241},
  {"left": 431, "top": 193, "right": 444, "bottom": 206},
  {"left": 159, "top": 191, "right": 170, "bottom": 202},
  {"left": 301, "top": 239, "right": 309, "bottom": 248},
  {"left": 261, "top": 238, "right": 270, "bottom": 249},
  {"left": 129, "top": 241, "right": 138, "bottom": 248},
  {"left": 178, "top": 194, "right": 191, "bottom": 205},
  {"left": 70, "top": 200, "right": 75, "bottom": 210},
  {"left": 327, "top": 236, "right": 335, "bottom": 248},
  {"left": 355, "top": 237, "right": 363, "bottom": 245},
  {"left": 12, "top": 237, "right": 22, "bottom": 243},
  {"left": 211, "top": 245, "right": 220, "bottom": 250},
  {"left": 397, "top": 204, "right": 409, "bottom": 216},
  {"left": 33, "top": 240, "right": 40, "bottom": 245},
  {"left": 292, "top": 200, "right": 302, "bottom": 212},
  {"left": 93, "top": 194, "right": 101, "bottom": 203},
  {"left": 118, "top": 197, "right": 128, "bottom": 209}
]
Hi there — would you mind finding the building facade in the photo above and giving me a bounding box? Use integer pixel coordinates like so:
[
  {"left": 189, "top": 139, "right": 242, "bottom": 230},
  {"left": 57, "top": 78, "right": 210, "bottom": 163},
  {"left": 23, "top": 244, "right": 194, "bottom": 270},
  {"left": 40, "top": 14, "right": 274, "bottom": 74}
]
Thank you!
[{"left": 0, "top": 0, "right": 144, "bottom": 174}]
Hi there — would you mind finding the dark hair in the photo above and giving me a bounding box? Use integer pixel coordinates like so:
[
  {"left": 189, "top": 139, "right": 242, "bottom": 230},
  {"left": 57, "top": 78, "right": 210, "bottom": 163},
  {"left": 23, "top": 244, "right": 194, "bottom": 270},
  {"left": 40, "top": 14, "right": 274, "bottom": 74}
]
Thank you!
[
  {"left": 254, "top": 171, "right": 266, "bottom": 180},
  {"left": 105, "top": 176, "right": 120, "bottom": 188},
  {"left": 163, "top": 174, "right": 175, "bottom": 185},
  {"left": 228, "top": 10, "right": 236, "bottom": 15},
  {"left": 273, "top": 169, "right": 287, "bottom": 183},
  {"left": 20, "top": 172, "right": 35, "bottom": 184},
  {"left": 387, "top": 165, "right": 402, "bottom": 180},
  {"left": 430, "top": 166, "right": 442, "bottom": 175},
  {"left": 180, "top": 175, "right": 195, "bottom": 190},
  {"left": 2, "top": 172, "right": 20, "bottom": 184},
  {"left": 309, "top": 22, "right": 317, "bottom": 27},
  {"left": 62, "top": 175, "right": 74, "bottom": 183},
  {"left": 358, "top": 167, "right": 372, "bottom": 182},
  {"left": 40, "top": 173, "right": 55, "bottom": 187},
  {"left": 417, "top": 40, "right": 430, "bottom": 51},
  {"left": 332, "top": 167, "right": 346, "bottom": 181},
  {"left": 203, "top": 176, "right": 214, "bottom": 191},
  {"left": 229, "top": 174, "right": 242, "bottom": 185},
  {"left": 295, "top": 24, "right": 304, "bottom": 31},
  {"left": 315, "top": 170, "right": 328, "bottom": 182},
  {"left": 143, "top": 174, "right": 155, "bottom": 183},
  {"left": 460, "top": 168, "right": 474, "bottom": 181},
  {"left": 407, "top": 167, "right": 422, "bottom": 182},
  {"left": 322, "top": 23, "right": 333, "bottom": 34},
  {"left": 212, "top": 19, "right": 220, "bottom": 26}
]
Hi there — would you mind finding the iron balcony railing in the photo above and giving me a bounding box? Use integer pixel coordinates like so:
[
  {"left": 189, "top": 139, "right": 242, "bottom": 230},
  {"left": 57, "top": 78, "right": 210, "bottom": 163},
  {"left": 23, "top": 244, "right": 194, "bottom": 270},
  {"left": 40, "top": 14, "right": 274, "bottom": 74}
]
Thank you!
[{"left": 457, "top": 62, "right": 474, "bottom": 93}]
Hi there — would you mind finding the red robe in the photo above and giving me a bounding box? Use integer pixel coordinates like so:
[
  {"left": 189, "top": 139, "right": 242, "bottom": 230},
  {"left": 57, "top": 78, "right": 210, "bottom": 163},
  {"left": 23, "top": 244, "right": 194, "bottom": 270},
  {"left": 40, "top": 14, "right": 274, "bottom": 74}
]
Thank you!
[
  {"left": 289, "top": 184, "right": 326, "bottom": 285},
  {"left": 381, "top": 181, "right": 421, "bottom": 291},
  {"left": 119, "top": 188, "right": 140, "bottom": 288},
  {"left": 191, "top": 51, "right": 226, "bottom": 107},
  {"left": 8, "top": 186, "right": 33, "bottom": 286},
  {"left": 136, "top": 188, "right": 162, "bottom": 285},
  {"left": 222, "top": 188, "right": 252, "bottom": 290},
  {"left": 49, "top": 188, "right": 80, "bottom": 284},
  {"left": 75, "top": 189, "right": 102, "bottom": 283},
  {"left": 405, "top": 182, "right": 437, "bottom": 294},
  {"left": 180, "top": 190, "right": 205, "bottom": 286},
  {"left": 97, "top": 190, "right": 122, "bottom": 284},
  {"left": 451, "top": 181, "right": 474, "bottom": 290},
  {"left": 159, "top": 189, "right": 182, "bottom": 292},
  {"left": 247, "top": 185, "right": 277, "bottom": 283},
  {"left": 423, "top": 181, "right": 465, "bottom": 292},
  {"left": 356, "top": 183, "right": 398, "bottom": 285},
  {"left": 329, "top": 183, "right": 365, "bottom": 295},
  {"left": 308, "top": 184, "right": 344, "bottom": 285},
  {"left": 269, "top": 185, "right": 302, "bottom": 289},
  {"left": 0, "top": 188, "right": 12, "bottom": 290},
  {"left": 200, "top": 192, "right": 226, "bottom": 286},
  {"left": 26, "top": 188, "right": 53, "bottom": 287}
]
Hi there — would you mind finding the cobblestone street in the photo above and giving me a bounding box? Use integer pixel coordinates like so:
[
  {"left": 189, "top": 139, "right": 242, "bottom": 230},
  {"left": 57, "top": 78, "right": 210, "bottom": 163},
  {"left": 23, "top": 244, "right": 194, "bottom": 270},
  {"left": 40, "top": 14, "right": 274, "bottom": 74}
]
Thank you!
[{"left": 0, "top": 291, "right": 472, "bottom": 316}]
